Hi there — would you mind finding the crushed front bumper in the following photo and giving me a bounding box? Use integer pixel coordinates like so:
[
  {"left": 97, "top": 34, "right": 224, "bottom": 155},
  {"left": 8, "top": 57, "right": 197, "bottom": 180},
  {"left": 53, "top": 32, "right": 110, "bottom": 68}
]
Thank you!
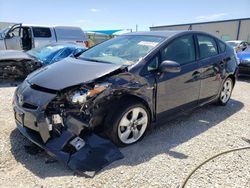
[
  {"left": 13, "top": 82, "right": 123, "bottom": 177},
  {"left": 16, "top": 121, "right": 123, "bottom": 177}
]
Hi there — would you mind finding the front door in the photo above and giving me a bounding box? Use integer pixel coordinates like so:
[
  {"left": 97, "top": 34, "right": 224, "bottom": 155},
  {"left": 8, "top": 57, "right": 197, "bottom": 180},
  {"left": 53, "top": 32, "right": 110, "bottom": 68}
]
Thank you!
[
  {"left": 4, "top": 24, "right": 22, "bottom": 50},
  {"left": 155, "top": 34, "right": 201, "bottom": 119}
]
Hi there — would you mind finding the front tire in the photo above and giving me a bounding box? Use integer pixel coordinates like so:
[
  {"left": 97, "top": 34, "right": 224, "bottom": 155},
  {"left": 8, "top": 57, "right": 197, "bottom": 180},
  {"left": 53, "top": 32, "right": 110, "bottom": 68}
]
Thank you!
[
  {"left": 105, "top": 100, "right": 150, "bottom": 147},
  {"left": 217, "top": 77, "right": 233, "bottom": 106}
]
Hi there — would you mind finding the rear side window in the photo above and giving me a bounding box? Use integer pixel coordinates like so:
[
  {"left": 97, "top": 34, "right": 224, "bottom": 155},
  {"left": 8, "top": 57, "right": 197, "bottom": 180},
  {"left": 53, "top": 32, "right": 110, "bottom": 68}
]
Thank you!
[
  {"left": 161, "top": 35, "right": 195, "bottom": 65},
  {"left": 197, "top": 35, "right": 218, "bottom": 59},
  {"left": 218, "top": 40, "right": 226, "bottom": 53},
  {"left": 32, "top": 27, "right": 51, "bottom": 38}
]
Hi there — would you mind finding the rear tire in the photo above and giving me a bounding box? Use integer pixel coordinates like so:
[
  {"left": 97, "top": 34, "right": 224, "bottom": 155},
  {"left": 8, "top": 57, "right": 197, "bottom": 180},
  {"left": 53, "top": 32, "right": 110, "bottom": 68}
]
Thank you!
[
  {"left": 217, "top": 77, "right": 233, "bottom": 106},
  {"left": 105, "top": 99, "right": 150, "bottom": 147}
]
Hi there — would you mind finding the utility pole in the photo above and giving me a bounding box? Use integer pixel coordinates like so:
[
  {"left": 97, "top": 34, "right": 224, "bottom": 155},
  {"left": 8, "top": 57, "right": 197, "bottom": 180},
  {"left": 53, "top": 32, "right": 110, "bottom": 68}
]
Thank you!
[{"left": 136, "top": 24, "right": 138, "bottom": 32}]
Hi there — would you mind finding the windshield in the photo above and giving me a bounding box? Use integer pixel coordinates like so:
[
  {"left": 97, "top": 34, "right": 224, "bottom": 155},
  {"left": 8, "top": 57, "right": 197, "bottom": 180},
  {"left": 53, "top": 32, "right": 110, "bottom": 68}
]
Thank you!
[
  {"left": 79, "top": 35, "right": 165, "bottom": 65},
  {"left": 227, "top": 41, "right": 240, "bottom": 48},
  {"left": 27, "top": 45, "right": 65, "bottom": 63}
]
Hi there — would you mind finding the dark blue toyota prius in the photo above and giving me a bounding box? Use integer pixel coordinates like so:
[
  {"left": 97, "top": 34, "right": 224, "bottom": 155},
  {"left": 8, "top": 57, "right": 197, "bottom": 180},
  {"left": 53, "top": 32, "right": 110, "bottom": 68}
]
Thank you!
[{"left": 13, "top": 31, "right": 238, "bottom": 176}]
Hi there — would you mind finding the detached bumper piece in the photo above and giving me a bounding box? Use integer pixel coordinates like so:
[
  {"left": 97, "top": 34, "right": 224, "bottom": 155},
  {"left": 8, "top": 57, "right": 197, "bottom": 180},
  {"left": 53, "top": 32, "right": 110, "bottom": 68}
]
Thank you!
[{"left": 16, "top": 123, "right": 124, "bottom": 177}]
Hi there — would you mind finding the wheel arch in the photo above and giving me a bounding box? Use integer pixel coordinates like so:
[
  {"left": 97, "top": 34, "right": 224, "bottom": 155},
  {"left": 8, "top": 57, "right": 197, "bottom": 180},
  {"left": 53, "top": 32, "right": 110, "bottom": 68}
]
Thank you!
[{"left": 91, "top": 93, "right": 153, "bottom": 132}]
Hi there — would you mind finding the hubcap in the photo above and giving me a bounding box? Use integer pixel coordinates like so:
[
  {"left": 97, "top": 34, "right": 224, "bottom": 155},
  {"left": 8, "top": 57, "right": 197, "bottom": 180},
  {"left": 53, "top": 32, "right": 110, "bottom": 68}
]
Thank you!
[
  {"left": 220, "top": 79, "right": 232, "bottom": 103},
  {"left": 118, "top": 107, "right": 148, "bottom": 144}
]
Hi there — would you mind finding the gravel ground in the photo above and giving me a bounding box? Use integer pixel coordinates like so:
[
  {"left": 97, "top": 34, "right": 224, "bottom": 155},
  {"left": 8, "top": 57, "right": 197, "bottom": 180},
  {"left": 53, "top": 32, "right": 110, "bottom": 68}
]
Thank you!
[{"left": 0, "top": 78, "right": 250, "bottom": 188}]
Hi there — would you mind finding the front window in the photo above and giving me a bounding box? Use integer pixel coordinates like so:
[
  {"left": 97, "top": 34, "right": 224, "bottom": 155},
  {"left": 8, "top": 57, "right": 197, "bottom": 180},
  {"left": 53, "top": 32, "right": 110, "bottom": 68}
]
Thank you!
[
  {"left": 7, "top": 27, "right": 21, "bottom": 37},
  {"left": 161, "top": 35, "right": 196, "bottom": 65},
  {"left": 79, "top": 35, "right": 165, "bottom": 65}
]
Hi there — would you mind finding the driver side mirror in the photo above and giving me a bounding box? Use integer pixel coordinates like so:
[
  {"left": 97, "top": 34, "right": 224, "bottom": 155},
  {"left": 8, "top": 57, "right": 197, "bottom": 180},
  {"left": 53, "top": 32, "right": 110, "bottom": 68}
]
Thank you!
[{"left": 159, "top": 60, "right": 181, "bottom": 73}]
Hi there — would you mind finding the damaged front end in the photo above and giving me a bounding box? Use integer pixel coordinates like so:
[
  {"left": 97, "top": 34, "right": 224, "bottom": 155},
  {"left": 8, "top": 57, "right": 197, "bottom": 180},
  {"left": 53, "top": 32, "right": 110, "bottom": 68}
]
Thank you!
[
  {"left": 13, "top": 80, "right": 124, "bottom": 177},
  {"left": 13, "top": 56, "right": 154, "bottom": 176}
]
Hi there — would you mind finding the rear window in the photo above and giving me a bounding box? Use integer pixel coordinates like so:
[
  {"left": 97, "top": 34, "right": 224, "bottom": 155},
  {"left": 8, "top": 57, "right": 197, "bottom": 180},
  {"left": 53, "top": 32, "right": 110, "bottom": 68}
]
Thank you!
[
  {"left": 218, "top": 40, "right": 226, "bottom": 53},
  {"left": 32, "top": 27, "right": 51, "bottom": 38}
]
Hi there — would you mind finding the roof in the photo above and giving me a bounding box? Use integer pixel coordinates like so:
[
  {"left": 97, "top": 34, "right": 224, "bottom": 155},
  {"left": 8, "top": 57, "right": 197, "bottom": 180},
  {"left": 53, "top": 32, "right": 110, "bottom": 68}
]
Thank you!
[{"left": 150, "top": 17, "right": 250, "bottom": 29}]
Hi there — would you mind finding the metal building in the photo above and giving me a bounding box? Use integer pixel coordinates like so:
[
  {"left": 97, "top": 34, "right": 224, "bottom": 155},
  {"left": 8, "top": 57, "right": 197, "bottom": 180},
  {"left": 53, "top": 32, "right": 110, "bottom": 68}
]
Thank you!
[
  {"left": 150, "top": 18, "right": 250, "bottom": 42},
  {"left": 0, "top": 22, "right": 16, "bottom": 30}
]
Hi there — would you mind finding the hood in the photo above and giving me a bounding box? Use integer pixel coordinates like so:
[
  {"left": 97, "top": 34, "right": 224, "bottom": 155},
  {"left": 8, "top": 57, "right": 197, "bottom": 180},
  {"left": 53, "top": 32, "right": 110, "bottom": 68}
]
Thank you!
[
  {"left": 27, "top": 57, "right": 123, "bottom": 90},
  {"left": 0, "top": 50, "right": 33, "bottom": 61}
]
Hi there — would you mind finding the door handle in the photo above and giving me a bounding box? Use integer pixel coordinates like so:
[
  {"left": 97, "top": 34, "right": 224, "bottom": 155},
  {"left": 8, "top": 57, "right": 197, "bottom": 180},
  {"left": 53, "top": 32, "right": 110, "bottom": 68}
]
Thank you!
[{"left": 192, "top": 71, "right": 201, "bottom": 79}]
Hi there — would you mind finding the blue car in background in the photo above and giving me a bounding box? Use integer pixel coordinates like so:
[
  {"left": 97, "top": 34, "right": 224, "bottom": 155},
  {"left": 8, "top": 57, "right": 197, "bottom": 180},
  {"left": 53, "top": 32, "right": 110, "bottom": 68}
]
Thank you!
[
  {"left": 237, "top": 47, "right": 250, "bottom": 75},
  {"left": 0, "top": 43, "right": 87, "bottom": 80}
]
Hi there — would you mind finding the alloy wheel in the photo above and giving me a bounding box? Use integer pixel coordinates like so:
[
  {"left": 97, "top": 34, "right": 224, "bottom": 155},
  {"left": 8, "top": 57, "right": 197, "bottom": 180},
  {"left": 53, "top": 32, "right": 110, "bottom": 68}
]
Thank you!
[
  {"left": 220, "top": 79, "right": 233, "bottom": 104},
  {"left": 118, "top": 107, "right": 148, "bottom": 144}
]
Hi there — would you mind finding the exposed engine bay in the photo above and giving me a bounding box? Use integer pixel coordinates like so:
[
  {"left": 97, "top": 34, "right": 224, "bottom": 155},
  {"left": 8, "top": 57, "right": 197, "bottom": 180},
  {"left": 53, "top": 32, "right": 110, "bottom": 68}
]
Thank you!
[{"left": 44, "top": 82, "right": 112, "bottom": 141}]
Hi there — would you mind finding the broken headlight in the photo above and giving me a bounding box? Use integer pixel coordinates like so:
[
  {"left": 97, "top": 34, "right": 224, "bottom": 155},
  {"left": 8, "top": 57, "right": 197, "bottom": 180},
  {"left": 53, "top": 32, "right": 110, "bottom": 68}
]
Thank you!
[{"left": 70, "top": 82, "right": 110, "bottom": 105}]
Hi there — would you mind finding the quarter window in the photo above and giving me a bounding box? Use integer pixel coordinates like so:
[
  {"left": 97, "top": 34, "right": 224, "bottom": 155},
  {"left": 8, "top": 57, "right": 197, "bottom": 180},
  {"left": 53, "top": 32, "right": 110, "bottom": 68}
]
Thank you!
[
  {"left": 161, "top": 35, "right": 195, "bottom": 65},
  {"left": 197, "top": 35, "right": 218, "bottom": 58},
  {"left": 147, "top": 56, "right": 159, "bottom": 71},
  {"left": 218, "top": 40, "right": 226, "bottom": 53},
  {"left": 32, "top": 27, "right": 51, "bottom": 38}
]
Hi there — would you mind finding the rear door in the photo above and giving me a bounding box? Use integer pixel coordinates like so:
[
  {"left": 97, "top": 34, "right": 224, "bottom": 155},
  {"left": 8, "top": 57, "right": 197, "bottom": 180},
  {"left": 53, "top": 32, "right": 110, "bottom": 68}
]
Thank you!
[
  {"left": 4, "top": 24, "right": 22, "bottom": 50},
  {"left": 31, "top": 27, "right": 56, "bottom": 48},
  {"left": 154, "top": 34, "right": 201, "bottom": 119},
  {"left": 196, "top": 34, "right": 224, "bottom": 104}
]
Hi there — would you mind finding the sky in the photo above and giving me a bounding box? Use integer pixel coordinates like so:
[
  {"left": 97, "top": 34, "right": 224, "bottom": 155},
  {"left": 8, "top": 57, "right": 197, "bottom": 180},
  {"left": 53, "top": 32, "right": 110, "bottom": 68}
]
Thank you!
[{"left": 0, "top": 0, "right": 250, "bottom": 32}]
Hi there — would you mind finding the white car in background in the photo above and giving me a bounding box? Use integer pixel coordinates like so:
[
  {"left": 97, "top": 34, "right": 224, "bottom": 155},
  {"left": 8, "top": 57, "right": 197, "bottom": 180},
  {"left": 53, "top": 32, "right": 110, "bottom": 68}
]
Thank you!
[
  {"left": 0, "top": 24, "right": 88, "bottom": 51},
  {"left": 226, "top": 40, "right": 248, "bottom": 52}
]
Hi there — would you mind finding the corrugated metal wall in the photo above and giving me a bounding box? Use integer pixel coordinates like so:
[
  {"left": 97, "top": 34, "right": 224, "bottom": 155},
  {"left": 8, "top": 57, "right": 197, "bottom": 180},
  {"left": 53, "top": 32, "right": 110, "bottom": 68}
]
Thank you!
[
  {"left": 150, "top": 18, "right": 250, "bottom": 42},
  {"left": 239, "top": 20, "right": 250, "bottom": 41}
]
